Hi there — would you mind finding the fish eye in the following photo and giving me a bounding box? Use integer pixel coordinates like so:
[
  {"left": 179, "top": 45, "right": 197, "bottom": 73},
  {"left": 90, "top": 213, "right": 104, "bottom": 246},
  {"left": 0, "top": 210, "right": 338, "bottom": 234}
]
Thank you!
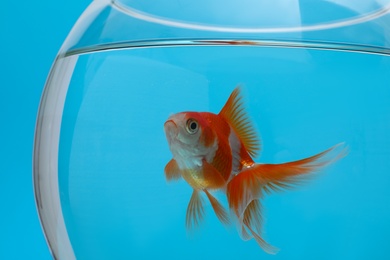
[{"left": 186, "top": 119, "right": 198, "bottom": 134}]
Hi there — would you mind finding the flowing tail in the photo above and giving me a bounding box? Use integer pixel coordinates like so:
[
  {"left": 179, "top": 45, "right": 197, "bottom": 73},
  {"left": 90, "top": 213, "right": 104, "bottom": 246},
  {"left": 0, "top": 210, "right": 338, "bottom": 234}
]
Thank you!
[{"left": 226, "top": 143, "right": 348, "bottom": 254}]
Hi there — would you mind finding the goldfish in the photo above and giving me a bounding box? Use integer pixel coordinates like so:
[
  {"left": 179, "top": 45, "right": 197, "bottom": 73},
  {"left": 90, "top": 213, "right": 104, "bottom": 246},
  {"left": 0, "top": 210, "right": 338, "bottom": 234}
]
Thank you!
[{"left": 163, "top": 87, "right": 346, "bottom": 253}]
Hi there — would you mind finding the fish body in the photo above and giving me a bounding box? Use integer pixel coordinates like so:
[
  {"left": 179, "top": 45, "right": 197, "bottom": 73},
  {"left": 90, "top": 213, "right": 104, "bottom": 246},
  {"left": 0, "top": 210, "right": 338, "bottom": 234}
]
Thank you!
[{"left": 164, "top": 87, "right": 346, "bottom": 253}]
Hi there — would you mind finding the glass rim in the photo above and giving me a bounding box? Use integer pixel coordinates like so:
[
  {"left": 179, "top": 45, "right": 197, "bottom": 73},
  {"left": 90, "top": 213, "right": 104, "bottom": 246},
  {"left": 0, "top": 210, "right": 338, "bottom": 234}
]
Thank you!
[{"left": 112, "top": 0, "right": 390, "bottom": 33}]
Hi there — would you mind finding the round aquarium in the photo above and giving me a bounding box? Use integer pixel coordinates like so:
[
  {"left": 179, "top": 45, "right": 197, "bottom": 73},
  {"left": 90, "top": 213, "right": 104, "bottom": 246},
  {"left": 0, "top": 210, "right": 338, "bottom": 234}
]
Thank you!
[{"left": 34, "top": 0, "right": 390, "bottom": 259}]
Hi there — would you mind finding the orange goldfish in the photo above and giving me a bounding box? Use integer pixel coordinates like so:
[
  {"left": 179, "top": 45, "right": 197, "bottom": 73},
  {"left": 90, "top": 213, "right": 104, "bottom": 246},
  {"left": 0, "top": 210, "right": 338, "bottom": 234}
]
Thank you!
[{"left": 163, "top": 87, "right": 346, "bottom": 253}]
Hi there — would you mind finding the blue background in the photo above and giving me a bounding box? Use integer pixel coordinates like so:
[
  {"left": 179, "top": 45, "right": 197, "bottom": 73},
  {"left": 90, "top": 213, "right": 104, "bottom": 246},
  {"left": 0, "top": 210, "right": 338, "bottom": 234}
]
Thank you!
[
  {"left": 2, "top": 1, "right": 390, "bottom": 259},
  {"left": 0, "top": 1, "right": 90, "bottom": 259}
]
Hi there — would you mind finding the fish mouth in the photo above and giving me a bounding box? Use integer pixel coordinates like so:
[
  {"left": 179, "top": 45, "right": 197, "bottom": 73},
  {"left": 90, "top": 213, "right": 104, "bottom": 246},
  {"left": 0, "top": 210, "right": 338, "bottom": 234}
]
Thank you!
[{"left": 164, "top": 119, "right": 178, "bottom": 140}]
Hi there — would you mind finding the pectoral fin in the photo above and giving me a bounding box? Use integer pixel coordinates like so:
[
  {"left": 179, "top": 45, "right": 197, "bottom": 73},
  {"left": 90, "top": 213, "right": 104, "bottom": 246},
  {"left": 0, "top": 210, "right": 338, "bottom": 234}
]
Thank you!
[
  {"left": 164, "top": 159, "right": 182, "bottom": 181},
  {"left": 202, "top": 159, "right": 226, "bottom": 189}
]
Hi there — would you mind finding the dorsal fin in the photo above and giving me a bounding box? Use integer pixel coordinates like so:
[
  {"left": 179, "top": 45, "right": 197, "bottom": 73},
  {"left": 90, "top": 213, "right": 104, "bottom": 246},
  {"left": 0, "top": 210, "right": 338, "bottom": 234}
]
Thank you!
[{"left": 219, "top": 87, "right": 260, "bottom": 158}]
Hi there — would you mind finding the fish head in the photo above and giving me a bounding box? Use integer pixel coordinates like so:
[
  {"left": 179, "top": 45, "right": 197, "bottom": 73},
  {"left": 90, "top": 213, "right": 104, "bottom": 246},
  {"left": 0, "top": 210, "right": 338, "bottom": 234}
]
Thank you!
[
  {"left": 164, "top": 112, "right": 215, "bottom": 159},
  {"left": 164, "top": 112, "right": 203, "bottom": 146}
]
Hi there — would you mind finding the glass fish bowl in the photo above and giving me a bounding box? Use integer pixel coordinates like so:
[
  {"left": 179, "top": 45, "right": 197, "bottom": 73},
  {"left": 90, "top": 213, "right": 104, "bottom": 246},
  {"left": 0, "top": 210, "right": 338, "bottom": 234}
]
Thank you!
[{"left": 34, "top": 0, "right": 390, "bottom": 259}]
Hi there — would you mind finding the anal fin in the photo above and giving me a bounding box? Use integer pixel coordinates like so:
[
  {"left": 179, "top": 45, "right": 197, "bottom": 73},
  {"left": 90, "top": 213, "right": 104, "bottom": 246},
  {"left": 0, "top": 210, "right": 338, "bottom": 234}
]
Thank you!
[{"left": 204, "top": 190, "right": 230, "bottom": 226}]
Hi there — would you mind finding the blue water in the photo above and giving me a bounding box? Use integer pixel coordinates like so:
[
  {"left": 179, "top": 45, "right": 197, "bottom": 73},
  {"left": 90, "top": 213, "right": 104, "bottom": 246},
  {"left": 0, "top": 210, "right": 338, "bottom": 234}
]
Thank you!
[{"left": 59, "top": 45, "right": 390, "bottom": 259}]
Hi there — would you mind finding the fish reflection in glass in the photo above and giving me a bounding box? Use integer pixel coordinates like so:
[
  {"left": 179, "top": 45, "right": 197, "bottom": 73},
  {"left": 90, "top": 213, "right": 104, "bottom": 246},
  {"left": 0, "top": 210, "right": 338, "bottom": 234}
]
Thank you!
[{"left": 163, "top": 87, "right": 347, "bottom": 253}]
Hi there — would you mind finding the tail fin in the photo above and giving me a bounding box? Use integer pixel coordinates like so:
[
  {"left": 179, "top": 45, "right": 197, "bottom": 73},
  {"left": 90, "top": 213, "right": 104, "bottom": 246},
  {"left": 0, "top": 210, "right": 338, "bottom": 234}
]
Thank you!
[
  {"left": 227, "top": 143, "right": 347, "bottom": 253},
  {"left": 241, "top": 199, "right": 279, "bottom": 254}
]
